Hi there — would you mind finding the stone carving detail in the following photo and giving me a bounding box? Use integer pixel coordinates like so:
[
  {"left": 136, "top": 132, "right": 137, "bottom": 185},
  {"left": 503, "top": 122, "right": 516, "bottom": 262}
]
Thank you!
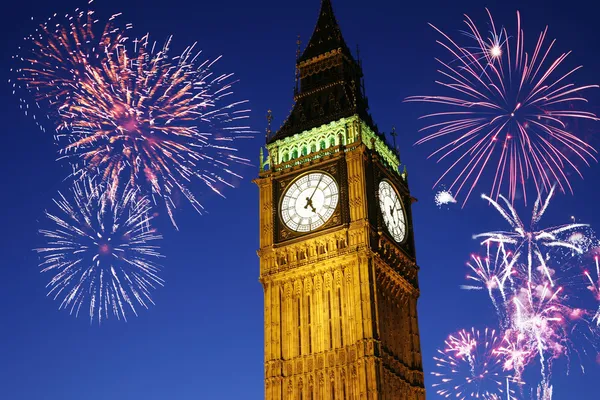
[
  {"left": 284, "top": 283, "right": 293, "bottom": 300},
  {"left": 324, "top": 273, "right": 332, "bottom": 289}
]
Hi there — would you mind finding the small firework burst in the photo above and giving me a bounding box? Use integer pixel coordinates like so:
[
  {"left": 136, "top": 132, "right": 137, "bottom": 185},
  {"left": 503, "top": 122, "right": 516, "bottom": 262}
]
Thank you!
[
  {"left": 432, "top": 327, "right": 522, "bottom": 399},
  {"left": 36, "top": 180, "right": 163, "bottom": 323},
  {"left": 435, "top": 189, "right": 457, "bottom": 207}
]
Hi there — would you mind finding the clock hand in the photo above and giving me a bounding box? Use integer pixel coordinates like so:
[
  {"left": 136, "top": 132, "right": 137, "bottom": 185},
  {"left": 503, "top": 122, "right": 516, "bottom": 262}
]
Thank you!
[
  {"left": 308, "top": 199, "right": 316, "bottom": 213},
  {"left": 390, "top": 205, "right": 402, "bottom": 219},
  {"left": 308, "top": 175, "right": 325, "bottom": 202},
  {"left": 304, "top": 197, "right": 317, "bottom": 213}
]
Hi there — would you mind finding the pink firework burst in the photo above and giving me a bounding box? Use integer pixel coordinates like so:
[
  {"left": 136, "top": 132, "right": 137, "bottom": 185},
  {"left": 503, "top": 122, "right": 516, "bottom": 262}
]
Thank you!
[
  {"left": 405, "top": 9, "right": 598, "bottom": 205},
  {"left": 432, "top": 327, "right": 523, "bottom": 399},
  {"left": 13, "top": 7, "right": 255, "bottom": 227}
]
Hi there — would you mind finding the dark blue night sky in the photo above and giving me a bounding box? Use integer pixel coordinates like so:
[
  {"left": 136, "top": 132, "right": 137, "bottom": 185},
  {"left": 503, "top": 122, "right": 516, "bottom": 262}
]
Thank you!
[{"left": 1, "top": 0, "right": 599, "bottom": 398}]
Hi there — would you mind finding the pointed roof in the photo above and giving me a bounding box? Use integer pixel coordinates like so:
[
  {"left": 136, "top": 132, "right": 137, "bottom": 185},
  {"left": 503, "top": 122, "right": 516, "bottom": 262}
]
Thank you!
[
  {"left": 267, "top": 0, "right": 376, "bottom": 144},
  {"left": 298, "top": 0, "right": 354, "bottom": 63}
]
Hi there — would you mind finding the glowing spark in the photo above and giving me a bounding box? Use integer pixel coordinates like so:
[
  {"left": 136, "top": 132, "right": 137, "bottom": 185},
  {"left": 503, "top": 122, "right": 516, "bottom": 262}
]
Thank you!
[
  {"left": 490, "top": 44, "right": 502, "bottom": 58},
  {"left": 435, "top": 190, "right": 457, "bottom": 207}
]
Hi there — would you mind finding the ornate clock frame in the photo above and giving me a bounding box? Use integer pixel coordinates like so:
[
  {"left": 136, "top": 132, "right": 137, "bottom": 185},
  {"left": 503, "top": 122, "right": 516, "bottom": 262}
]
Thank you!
[{"left": 273, "top": 158, "right": 348, "bottom": 243}]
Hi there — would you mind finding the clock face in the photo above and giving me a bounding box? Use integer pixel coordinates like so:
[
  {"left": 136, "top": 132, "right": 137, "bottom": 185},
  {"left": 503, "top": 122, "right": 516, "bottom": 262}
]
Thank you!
[
  {"left": 378, "top": 180, "right": 406, "bottom": 243},
  {"left": 281, "top": 172, "right": 339, "bottom": 233}
]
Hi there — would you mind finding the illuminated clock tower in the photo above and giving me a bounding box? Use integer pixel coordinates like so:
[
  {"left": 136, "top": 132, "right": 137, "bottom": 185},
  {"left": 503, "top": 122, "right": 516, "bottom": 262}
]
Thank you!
[{"left": 256, "top": 1, "right": 425, "bottom": 399}]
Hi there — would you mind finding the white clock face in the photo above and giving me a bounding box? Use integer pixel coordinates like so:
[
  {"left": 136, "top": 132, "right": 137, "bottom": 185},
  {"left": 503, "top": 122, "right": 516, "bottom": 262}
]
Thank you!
[
  {"left": 378, "top": 180, "right": 406, "bottom": 243},
  {"left": 281, "top": 172, "right": 339, "bottom": 233}
]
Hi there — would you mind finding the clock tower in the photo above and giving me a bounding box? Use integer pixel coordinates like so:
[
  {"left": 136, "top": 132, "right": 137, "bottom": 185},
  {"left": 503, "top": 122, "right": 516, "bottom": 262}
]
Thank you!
[{"left": 256, "top": 1, "right": 425, "bottom": 399}]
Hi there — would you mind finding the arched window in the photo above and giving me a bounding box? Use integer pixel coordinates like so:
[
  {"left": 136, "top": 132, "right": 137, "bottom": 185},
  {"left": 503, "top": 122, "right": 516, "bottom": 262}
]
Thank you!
[
  {"left": 292, "top": 149, "right": 299, "bottom": 159},
  {"left": 329, "top": 137, "right": 336, "bottom": 147},
  {"left": 301, "top": 146, "right": 308, "bottom": 156},
  {"left": 320, "top": 140, "right": 326, "bottom": 150},
  {"left": 282, "top": 152, "right": 289, "bottom": 163},
  {"left": 311, "top": 143, "right": 317, "bottom": 153}
]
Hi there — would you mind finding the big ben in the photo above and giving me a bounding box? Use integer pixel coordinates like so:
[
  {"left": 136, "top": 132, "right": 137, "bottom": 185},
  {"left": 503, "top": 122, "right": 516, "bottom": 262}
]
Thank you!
[{"left": 256, "top": 0, "right": 426, "bottom": 399}]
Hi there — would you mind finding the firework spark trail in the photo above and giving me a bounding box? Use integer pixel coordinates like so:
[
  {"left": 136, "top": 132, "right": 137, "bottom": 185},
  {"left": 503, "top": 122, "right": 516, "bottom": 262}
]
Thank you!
[
  {"left": 475, "top": 186, "right": 589, "bottom": 285},
  {"left": 584, "top": 256, "right": 600, "bottom": 325},
  {"left": 13, "top": 7, "right": 255, "bottom": 227},
  {"left": 36, "top": 180, "right": 163, "bottom": 323},
  {"left": 405, "top": 9, "right": 598, "bottom": 206},
  {"left": 431, "top": 327, "right": 522, "bottom": 399},
  {"left": 495, "top": 330, "right": 533, "bottom": 381},
  {"left": 511, "top": 282, "right": 571, "bottom": 383},
  {"left": 461, "top": 241, "right": 517, "bottom": 324},
  {"left": 536, "top": 382, "right": 553, "bottom": 400},
  {"left": 10, "top": 8, "right": 129, "bottom": 131}
]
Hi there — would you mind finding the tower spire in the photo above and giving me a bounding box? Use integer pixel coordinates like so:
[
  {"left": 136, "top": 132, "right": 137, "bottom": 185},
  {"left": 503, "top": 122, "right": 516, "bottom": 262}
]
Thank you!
[
  {"left": 294, "top": 35, "right": 301, "bottom": 96},
  {"left": 298, "top": 0, "right": 353, "bottom": 63},
  {"left": 269, "top": 0, "right": 377, "bottom": 144},
  {"left": 265, "top": 109, "right": 273, "bottom": 141},
  {"left": 391, "top": 126, "right": 399, "bottom": 157}
]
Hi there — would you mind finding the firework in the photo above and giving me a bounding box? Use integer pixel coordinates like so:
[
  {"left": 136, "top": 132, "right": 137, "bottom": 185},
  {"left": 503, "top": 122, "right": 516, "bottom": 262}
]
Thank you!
[
  {"left": 11, "top": 9, "right": 128, "bottom": 131},
  {"left": 475, "top": 186, "right": 589, "bottom": 285},
  {"left": 458, "top": 188, "right": 600, "bottom": 397},
  {"left": 432, "top": 327, "right": 522, "bottom": 399},
  {"left": 36, "top": 180, "right": 163, "bottom": 323},
  {"left": 584, "top": 257, "right": 600, "bottom": 325},
  {"left": 462, "top": 242, "right": 517, "bottom": 323},
  {"left": 495, "top": 329, "right": 533, "bottom": 380},
  {"left": 405, "top": 9, "right": 598, "bottom": 205},
  {"left": 14, "top": 8, "right": 254, "bottom": 226},
  {"left": 510, "top": 282, "right": 570, "bottom": 380},
  {"left": 435, "top": 190, "right": 457, "bottom": 207}
]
